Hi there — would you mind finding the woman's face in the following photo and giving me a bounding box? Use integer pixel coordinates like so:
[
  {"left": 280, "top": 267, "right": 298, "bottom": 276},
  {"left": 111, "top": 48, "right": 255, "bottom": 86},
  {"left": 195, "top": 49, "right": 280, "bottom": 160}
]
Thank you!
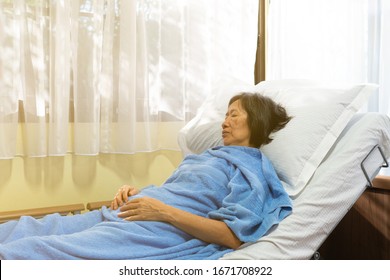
[{"left": 222, "top": 99, "right": 251, "bottom": 147}]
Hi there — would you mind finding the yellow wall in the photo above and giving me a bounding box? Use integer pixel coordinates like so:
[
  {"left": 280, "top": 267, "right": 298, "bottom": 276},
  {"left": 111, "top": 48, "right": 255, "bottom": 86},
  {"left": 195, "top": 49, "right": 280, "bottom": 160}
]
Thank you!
[{"left": 0, "top": 150, "right": 183, "bottom": 212}]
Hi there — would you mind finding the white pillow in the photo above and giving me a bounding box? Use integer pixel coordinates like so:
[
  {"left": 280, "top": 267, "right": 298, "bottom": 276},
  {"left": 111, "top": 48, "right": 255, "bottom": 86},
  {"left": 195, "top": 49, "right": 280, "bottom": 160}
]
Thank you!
[
  {"left": 177, "top": 79, "right": 376, "bottom": 196},
  {"left": 177, "top": 77, "right": 255, "bottom": 155}
]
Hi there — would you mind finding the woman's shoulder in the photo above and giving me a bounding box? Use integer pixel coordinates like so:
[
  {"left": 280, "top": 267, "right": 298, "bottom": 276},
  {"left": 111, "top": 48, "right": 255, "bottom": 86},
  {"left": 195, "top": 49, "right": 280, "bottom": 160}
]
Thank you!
[{"left": 206, "top": 145, "right": 263, "bottom": 161}]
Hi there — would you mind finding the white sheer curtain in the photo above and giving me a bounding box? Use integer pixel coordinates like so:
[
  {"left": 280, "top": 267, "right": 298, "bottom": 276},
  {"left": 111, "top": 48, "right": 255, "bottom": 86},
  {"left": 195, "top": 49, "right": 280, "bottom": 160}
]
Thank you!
[
  {"left": 377, "top": 0, "right": 390, "bottom": 114},
  {"left": 0, "top": 0, "right": 258, "bottom": 158},
  {"left": 266, "top": 0, "right": 390, "bottom": 115}
]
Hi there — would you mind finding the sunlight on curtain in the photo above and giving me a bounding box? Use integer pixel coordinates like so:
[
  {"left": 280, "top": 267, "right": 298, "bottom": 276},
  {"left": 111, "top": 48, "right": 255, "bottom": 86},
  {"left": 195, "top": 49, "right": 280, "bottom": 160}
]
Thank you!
[
  {"left": 266, "top": 0, "right": 390, "bottom": 115},
  {"left": 144, "top": 0, "right": 258, "bottom": 120},
  {"left": 0, "top": 0, "right": 258, "bottom": 158},
  {"left": 378, "top": 0, "right": 390, "bottom": 115},
  {"left": 267, "top": 0, "right": 369, "bottom": 83},
  {"left": 0, "top": 3, "right": 18, "bottom": 159}
]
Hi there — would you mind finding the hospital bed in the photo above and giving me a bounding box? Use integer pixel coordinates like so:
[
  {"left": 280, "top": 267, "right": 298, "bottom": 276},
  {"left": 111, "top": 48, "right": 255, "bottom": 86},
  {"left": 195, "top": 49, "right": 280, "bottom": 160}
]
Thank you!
[
  {"left": 1, "top": 79, "right": 389, "bottom": 260},
  {"left": 176, "top": 78, "right": 390, "bottom": 259}
]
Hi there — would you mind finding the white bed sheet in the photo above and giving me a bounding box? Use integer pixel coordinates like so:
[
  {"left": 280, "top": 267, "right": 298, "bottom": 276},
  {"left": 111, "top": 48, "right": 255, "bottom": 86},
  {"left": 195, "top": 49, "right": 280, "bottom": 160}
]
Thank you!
[{"left": 221, "top": 113, "right": 390, "bottom": 260}]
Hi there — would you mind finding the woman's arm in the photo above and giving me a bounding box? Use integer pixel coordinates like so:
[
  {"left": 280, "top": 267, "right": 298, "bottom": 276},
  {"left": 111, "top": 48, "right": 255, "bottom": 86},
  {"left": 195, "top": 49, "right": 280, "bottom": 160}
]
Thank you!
[{"left": 118, "top": 197, "right": 243, "bottom": 249}]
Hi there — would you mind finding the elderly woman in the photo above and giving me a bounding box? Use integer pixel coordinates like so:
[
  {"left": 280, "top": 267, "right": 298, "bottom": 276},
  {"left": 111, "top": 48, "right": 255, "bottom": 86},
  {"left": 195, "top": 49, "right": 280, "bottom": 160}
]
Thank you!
[{"left": 0, "top": 93, "right": 292, "bottom": 260}]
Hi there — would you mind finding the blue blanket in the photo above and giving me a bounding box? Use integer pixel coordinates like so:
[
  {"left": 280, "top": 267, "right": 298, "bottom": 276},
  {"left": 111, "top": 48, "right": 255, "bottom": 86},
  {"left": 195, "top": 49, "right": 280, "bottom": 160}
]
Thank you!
[{"left": 0, "top": 146, "right": 292, "bottom": 260}]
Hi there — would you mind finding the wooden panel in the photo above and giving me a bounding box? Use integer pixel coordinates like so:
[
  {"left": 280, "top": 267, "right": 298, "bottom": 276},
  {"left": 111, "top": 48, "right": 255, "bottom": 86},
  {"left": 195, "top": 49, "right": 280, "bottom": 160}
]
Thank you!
[
  {"left": 319, "top": 186, "right": 390, "bottom": 259},
  {"left": 255, "top": 0, "right": 267, "bottom": 83},
  {"left": 0, "top": 203, "right": 85, "bottom": 223}
]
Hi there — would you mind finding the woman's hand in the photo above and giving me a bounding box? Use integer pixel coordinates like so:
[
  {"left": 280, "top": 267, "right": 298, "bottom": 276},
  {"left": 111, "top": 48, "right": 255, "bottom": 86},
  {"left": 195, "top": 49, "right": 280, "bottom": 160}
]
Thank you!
[
  {"left": 111, "top": 185, "right": 140, "bottom": 210},
  {"left": 117, "top": 197, "right": 170, "bottom": 222},
  {"left": 117, "top": 196, "right": 242, "bottom": 249}
]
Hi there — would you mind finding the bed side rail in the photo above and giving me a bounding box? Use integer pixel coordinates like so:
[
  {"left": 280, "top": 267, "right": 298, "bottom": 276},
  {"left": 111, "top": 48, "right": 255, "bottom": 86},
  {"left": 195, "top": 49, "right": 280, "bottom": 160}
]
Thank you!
[
  {"left": 361, "top": 144, "right": 389, "bottom": 188},
  {"left": 0, "top": 203, "right": 85, "bottom": 224},
  {"left": 86, "top": 200, "right": 112, "bottom": 211}
]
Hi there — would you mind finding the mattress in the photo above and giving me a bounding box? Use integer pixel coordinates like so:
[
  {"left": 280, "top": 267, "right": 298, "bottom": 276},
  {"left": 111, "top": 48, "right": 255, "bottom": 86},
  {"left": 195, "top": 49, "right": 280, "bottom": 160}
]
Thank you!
[{"left": 221, "top": 112, "right": 390, "bottom": 259}]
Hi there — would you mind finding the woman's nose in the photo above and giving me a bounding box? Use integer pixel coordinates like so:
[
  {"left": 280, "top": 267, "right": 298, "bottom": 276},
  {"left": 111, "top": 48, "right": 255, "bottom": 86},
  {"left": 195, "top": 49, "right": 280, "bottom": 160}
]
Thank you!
[{"left": 222, "top": 118, "right": 229, "bottom": 129}]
